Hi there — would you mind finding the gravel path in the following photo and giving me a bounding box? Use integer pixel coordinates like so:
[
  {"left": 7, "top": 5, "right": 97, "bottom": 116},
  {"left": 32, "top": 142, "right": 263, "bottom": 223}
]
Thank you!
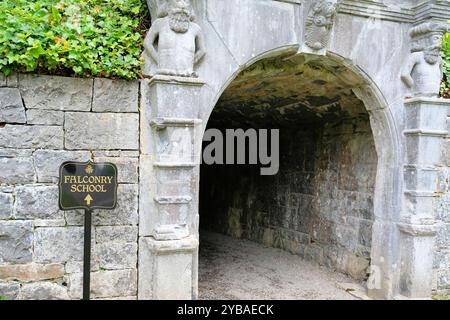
[{"left": 198, "top": 232, "right": 359, "bottom": 300}]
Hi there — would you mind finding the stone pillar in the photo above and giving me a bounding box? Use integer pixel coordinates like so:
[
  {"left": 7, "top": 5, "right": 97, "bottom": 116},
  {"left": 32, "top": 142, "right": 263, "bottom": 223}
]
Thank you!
[
  {"left": 138, "top": 0, "right": 207, "bottom": 299},
  {"left": 139, "top": 75, "right": 204, "bottom": 299},
  {"left": 398, "top": 97, "right": 449, "bottom": 298}
]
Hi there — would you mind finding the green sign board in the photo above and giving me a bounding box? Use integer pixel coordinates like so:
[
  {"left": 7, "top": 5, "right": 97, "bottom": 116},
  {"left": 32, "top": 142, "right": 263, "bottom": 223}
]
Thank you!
[{"left": 59, "top": 161, "right": 118, "bottom": 210}]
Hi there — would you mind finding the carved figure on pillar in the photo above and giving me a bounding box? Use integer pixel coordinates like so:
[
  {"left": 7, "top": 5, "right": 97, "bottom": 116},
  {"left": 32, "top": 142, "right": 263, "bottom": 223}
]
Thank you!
[
  {"left": 143, "top": 0, "right": 206, "bottom": 78},
  {"left": 401, "top": 22, "right": 449, "bottom": 97},
  {"left": 305, "top": 0, "right": 339, "bottom": 50}
]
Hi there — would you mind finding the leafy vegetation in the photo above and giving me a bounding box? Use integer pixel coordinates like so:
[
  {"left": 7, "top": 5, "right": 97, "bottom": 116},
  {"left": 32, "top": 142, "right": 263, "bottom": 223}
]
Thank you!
[
  {"left": 442, "top": 33, "right": 450, "bottom": 98},
  {"left": 433, "top": 294, "right": 450, "bottom": 300},
  {"left": 0, "top": 0, "right": 150, "bottom": 79},
  {"left": 0, "top": 0, "right": 448, "bottom": 86}
]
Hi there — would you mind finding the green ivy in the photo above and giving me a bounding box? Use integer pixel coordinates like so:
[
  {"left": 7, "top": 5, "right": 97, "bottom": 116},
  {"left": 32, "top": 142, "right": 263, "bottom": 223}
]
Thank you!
[
  {"left": 0, "top": 0, "right": 150, "bottom": 79},
  {"left": 442, "top": 33, "right": 450, "bottom": 98},
  {"left": 433, "top": 294, "right": 450, "bottom": 300}
]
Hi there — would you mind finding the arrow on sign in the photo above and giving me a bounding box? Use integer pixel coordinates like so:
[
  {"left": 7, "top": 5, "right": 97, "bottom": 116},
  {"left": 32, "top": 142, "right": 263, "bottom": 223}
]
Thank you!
[{"left": 84, "top": 194, "right": 93, "bottom": 206}]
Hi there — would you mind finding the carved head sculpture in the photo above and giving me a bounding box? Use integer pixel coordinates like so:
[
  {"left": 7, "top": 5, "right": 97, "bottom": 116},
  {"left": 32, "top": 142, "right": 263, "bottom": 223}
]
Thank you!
[
  {"left": 158, "top": 0, "right": 195, "bottom": 33},
  {"left": 305, "top": 0, "right": 339, "bottom": 50},
  {"left": 423, "top": 34, "right": 443, "bottom": 65},
  {"left": 311, "top": 0, "right": 337, "bottom": 28},
  {"left": 410, "top": 22, "right": 448, "bottom": 65}
]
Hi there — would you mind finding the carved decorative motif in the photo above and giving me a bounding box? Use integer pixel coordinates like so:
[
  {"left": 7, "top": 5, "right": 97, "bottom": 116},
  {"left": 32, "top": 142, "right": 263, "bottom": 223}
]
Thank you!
[
  {"left": 305, "top": 0, "right": 339, "bottom": 50},
  {"left": 143, "top": 0, "right": 206, "bottom": 78},
  {"left": 401, "top": 22, "right": 449, "bottom": 97}
]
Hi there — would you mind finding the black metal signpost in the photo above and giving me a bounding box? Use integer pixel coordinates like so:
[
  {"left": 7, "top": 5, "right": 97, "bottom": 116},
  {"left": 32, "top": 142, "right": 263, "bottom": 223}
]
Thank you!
[{"left": 59, "top": 161, "right": 118, "bottom": 300}]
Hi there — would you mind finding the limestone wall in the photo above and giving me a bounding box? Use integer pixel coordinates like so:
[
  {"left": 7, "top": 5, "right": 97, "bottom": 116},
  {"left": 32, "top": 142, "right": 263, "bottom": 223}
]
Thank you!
[
  {"left": 434, "top": 127, "right": 450, "bottom": 295},
  {"left": 200, "top": 114, "right": 377, "bottom": 281},
  {"left": 0, "top": 74, "right": 140, "bottom": 300}
]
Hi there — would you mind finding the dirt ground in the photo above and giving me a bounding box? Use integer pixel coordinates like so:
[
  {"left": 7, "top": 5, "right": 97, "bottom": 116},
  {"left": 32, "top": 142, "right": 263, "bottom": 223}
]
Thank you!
[{"left": 198, "top": 232, "right": 359, "bottom": 300}]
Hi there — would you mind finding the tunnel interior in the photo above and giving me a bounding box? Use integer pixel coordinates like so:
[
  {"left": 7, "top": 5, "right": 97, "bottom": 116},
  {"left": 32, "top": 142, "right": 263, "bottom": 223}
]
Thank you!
[{"left": 199, "top": 53, "right": 378, "bottom": 284}]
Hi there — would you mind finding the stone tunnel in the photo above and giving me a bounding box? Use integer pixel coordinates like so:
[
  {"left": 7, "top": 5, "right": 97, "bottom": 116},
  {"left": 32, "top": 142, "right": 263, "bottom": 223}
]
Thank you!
[{"left": 198, "top": 53, "right": 378, "bottom": 297}]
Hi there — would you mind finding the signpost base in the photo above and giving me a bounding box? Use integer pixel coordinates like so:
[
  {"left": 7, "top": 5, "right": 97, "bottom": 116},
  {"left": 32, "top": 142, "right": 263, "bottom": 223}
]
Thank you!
[{"left": 83, "top": 209, "right": 92, "bottom": 300}]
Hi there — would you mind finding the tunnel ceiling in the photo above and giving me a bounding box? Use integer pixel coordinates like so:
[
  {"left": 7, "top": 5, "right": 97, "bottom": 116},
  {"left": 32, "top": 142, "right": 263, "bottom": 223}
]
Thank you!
[{"left": 210, "top": 54, "right": 369, "bottom": 128}]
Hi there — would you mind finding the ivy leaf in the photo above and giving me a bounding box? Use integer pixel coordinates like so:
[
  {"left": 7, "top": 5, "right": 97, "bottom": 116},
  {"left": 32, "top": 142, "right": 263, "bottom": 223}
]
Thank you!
[{"left": 0, "top": 0, "right": 149, "bottom": 79}]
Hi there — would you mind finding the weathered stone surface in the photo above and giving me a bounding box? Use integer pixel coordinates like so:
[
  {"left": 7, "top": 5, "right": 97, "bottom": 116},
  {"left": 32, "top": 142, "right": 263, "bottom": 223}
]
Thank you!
[
  {"left": 15, "top": 186, "right": 63, "bottom": 220},
  {"left": 92, "top": 78, "right": 139, "bottom": 113},
  {"left": 19, "top": 74, "right": 92, "bottom": 111},
  {"left": 436, "top": 224, "right": 450, "bottom": 249},
  {"left": 0, "top": 74, "right": 6, "bottom": 87},
  {"left": 34, "top": 227, "right": 84, "bottom": 263},
  {"left": 0, "top": 282, "right": 20, "bottom": 300},
  {"left": 121, "top": 150, "right": 140, "bottom": 158},
  {"left": 66, "top": 184, "right": 138, "bottom": 226},
  {"left": 65, "top": 260, "right": 99, "bottom": 274},
  {"left": 95, "top": 184, "right": 139, "bottom": 226},
  {"left": 65, "top": 113, "right": 139, "bottom": 150},
  {"left": 0, "top": 157, "right": 35, "bottom": 185},
  {"left": 0, "top": 148, "right": 32, "bottom": 157},
  {"left": 34, "top": 150, "right": 91, "bottom": 183},
  {"left": 346, "top": 254, "right": 370, "bottom": 280},
  {"left": 433, "top": 250, "right": 450, "bottom": 270},
  {"left": 0, "top": 88, "right": 26, "bottom": 123},
  {"left": 6, "top": 73, "right": 18, "bottom": 87},
  {"left": 138, "top": 236, "right": 197, "bottom": 300},
  {"left": 304, "top": 245, "right": 324, "bottom": 265},
  {"left": 442, "top": 139, "right": 450, "bottom": 167},
  {"left": 0, "top": 187, "right": 13, "bottom": 193},
  {"left": 0, "top": 263, "right": 64, "bottom": 282},
  {"left": 92, "top": 150, "right": 121, "bottom": 157},
  {"left": 18, "top": 282, "right": 69, "bottom": 300},
  {"left": 93, "top": 150, "right": 140, "bottom": 158},
  {"left": 33, "top": 219, "right": 66, "bottom": 227},
  {"left": 0, "top": 221, "right": 33, "bottom": 263},
  {"left": 95, "top": 296, "right": 137, "bottom": 300},
  {"left": 94, "top": 157, "right": 138, "bottom": 183},
  {"left": 95, "top": 226, "right": 138, "bottom": 243},
  {"left": 96, "top": 242, "right": 137, "bottom": 270},
  {"left": 67, "top": 269, "right": 137, "bottom": 299},
  {"left": 0, "top": 125, "right": 63, "bottom": 149},
  {"left": 437, "top": 270, "right": 450, "bottom": 290},
  {"left": 26, "top": 109, "right": 64, "bottom": 125},
  {"left": 0, "top": 192, "right": 13, "bottom": 220}
]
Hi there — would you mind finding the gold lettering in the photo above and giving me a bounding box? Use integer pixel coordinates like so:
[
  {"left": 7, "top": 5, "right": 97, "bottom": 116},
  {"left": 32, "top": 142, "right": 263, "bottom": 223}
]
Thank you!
[{"left": 65, "top": 173, "right": 113, "bottom": 194}]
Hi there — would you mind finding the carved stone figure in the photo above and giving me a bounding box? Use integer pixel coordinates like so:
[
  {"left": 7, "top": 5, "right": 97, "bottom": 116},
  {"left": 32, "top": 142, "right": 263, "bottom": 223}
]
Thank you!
[
  {"left": 401, "top": 22, "right": 449, "bottom": 97},
  {"left": 305, "top": 0, "right": 339, "bottom": 50},
  {"left": 143, "top": 0, "right": 206, "bottom": 77}
]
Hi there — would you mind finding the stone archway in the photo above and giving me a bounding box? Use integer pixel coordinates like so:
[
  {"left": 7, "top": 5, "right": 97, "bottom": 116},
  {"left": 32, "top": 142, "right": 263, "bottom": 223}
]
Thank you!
[
  {"left": 197, "top": 49, "right": 400, "bottom": 299},
  {"left": 138, "top": 0, "right": 449, "bottom": 300}
]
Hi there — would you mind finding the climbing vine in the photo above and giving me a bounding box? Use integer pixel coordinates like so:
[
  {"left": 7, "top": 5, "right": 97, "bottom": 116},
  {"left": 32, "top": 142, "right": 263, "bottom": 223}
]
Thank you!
[
  {"left": 0, "top": 0, "right": 150, "bottom": 79},
  {"left": 442, "top": 33, "right": 450, "bottom": 98}
]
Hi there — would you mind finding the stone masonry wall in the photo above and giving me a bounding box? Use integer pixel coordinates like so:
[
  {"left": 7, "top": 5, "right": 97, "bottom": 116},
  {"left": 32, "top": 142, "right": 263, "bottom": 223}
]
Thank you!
[
  {"left": 0, "top": 74, "right": 140, "bottom": 300},
  {"left": 433, "top": 118, "right": 450, "bottom": 295},
  {"left": 200, "top": 115, "right": 376, "bottom": 281}
]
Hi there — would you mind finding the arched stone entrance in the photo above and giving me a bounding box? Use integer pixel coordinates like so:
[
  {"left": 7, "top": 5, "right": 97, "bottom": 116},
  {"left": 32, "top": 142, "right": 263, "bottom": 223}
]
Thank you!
[
  {"left": 138, "top": 0, "right": 449, "bottom": 300},
  {"left": 197, "top": 50, "right": 400, "bottom": 299}
]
